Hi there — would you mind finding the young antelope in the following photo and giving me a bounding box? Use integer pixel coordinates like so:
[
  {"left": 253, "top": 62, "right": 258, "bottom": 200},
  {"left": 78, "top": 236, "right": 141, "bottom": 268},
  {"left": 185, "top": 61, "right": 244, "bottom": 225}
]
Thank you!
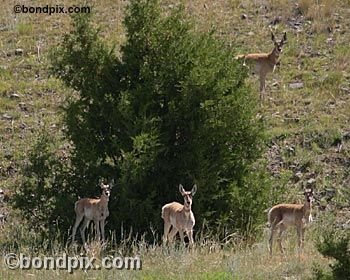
[
  {"left": 161, "top": 184, "right": 197, "bottom": 246},
  {"left": 268, "top": 188, "right": 314, "bottom": 256}
]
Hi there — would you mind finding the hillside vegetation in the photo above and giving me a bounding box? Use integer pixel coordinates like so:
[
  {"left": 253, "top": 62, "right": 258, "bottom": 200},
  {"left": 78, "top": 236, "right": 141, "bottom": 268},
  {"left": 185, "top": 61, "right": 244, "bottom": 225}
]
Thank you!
[{"left": 0, "top": 0, "right": 349, "bottom": 279}]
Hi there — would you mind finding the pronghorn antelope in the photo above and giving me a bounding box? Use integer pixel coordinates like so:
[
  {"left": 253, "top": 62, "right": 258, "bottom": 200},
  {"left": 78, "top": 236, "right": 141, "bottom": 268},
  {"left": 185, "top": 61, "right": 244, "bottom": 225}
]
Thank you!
[
  {"left": 161, "top": 184, "right": 197, "bottom": 246},
  {"left": 71, "top": 181, "right": 113, "bottom": 245},
  {"left": 235, "top": 31, "right": 287, "bottom": 101},
  {"left": 268, "top": 188, "right": 314, "bottom": 256}
]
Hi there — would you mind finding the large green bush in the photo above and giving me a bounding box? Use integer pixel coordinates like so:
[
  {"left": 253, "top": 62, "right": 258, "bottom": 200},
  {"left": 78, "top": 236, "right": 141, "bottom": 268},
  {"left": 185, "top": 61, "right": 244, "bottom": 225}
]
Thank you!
[{"left": 15, "top": 0, "right": 270, "bottom": 241}]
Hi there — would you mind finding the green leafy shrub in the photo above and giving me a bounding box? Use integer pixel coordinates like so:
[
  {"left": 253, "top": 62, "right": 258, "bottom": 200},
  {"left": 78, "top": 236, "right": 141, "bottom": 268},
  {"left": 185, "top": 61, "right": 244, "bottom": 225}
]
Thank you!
[
  {"left": 15, "top": 0, "right": 270, "bottom": 241},
  {"left": 312, "top": 217, "right": 350, "bottom": 280},
  {"left": 13, "top": 133, "right": 75, "bottom": 238}
]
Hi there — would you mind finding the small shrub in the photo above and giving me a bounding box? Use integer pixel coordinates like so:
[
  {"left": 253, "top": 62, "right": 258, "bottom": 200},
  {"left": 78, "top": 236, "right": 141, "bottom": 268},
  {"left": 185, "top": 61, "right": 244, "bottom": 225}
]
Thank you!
[
  {"left": 12, "top": 132, "right": 75, "bottom": 239},
  {"left": 312, "top": 216, "right": 350, "bottom": 280}
]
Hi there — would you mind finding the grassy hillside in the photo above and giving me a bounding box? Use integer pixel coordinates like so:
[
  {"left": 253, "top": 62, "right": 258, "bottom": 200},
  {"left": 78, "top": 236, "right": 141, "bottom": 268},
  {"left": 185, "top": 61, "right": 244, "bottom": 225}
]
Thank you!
[{"left": 0, "top": 0, "right": 349, "bottom": 279}]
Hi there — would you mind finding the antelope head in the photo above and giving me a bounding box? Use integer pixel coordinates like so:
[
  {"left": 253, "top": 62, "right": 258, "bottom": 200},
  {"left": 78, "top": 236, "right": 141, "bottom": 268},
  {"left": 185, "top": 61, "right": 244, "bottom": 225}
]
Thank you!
[
  {"left": 271, "top": 31, "right": 287, "bottom": 55},
  {"left": 100, "top": 181, "right": 113, "bottom": 199},
  {"left": 303, "top": 187, "right": 314, "bottom": 204},
  {"left": 179, "top": 184, "right": 197, "bottom": 208}
]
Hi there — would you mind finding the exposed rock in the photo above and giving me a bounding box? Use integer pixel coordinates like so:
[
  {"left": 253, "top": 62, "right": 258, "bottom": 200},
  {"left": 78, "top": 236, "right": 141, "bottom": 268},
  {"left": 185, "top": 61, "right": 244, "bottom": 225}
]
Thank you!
[
  {"left": 18, "top": 123, "right": 27, "bottom": 130},
  {"left": 18, "top": 102, "right": 28, "bottom": 112},
  {"left": 342, "top": 131, "right": 350, "bottom": 140},
  {"left": 10, "top": 93, "right": 20, "bottom": 99},
  {"left": 294, "top": 171, "right": 303, "bottom": 182},
  {"left": 0, "top": 189, "right": 4, "bottom": 203},
  {"left": 15, "top": 48, "right": 24, "bottom": 56},
  {"left": 340, "top": 86, "right": 350, "bottom": 94},
  {"left": 267, "top": 143, "right": 283, "bottom": 177},
  {"left": 289, "top": 82, "right": 304, "bottom": 89},
  {"left": 270, "top": 16, "right": 282, "bottom": 25},
  {"left": 0, "top": 213, "right": 6, "bottom": 225},
  {"left": 0, "top": 24, "right": 9, "bottom": 32},
  {"left": 307, "top": 178, "right": 316, "bottom": 186},
  {"left": 241, "top": 14, "right": 247, "bottom": 20},
  {"left": 286, "top": 145, "right": 296, "bottom": 155},
  {"left": 2, "top": 113, "right": 13, "bottom": 120}
]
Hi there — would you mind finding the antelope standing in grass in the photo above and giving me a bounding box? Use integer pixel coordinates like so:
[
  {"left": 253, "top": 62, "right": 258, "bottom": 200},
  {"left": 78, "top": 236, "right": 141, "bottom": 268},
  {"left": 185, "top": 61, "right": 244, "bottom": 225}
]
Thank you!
[
  {"left": 162, "top": 184, "right": 197, "bottom": 246},
  {"left": 268, "top": 188, "right": 314, "bottom": 256},
  {"left": 71, "top": 181, "right": 113, "bottom": 245},
  {"left": 235, "top": 32, "right": 287, "bottom": 101}
]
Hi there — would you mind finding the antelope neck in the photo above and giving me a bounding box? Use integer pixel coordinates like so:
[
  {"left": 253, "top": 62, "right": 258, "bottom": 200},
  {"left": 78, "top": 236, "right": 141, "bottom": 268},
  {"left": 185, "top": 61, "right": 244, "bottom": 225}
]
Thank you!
[
  {"left": 183, "top": 203, "right": 191, "bottom": 212},
  {"left": 302, "top": 201, "right": 311, "bottom": 215},
  {"left": 101, "top": 194, "right": 109, "bottom": 202},
  {"left": 268, "top": 49, "right": 280, "bottom": 65}
]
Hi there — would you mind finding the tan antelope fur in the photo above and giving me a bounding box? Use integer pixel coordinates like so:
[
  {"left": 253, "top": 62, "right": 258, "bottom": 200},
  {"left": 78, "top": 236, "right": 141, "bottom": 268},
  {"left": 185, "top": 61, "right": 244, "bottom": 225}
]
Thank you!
[
  {"left": 235, "top": 32, "right": 287, "bottom": 101},
  {"left": 268, "top": 188, "right": 314, "bottom": 256},
  {"left": 71, "top": 181, "right": 113, "bottom": 245},
  {"left": 161, "top": 184, "right": 197, "bottom": 246}
]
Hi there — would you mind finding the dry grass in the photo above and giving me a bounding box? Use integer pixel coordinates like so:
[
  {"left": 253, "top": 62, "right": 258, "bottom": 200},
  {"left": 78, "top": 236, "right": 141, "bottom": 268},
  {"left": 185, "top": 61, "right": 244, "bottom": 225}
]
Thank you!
[
  {"left": 298, "top": 0, "right": 337, "bottom": 19},
  {"left": 297, "top": 0, "right": 338, "bottom": 32},
  {"left": 0, "top": 217, "right": 330, "bottom": 279}
]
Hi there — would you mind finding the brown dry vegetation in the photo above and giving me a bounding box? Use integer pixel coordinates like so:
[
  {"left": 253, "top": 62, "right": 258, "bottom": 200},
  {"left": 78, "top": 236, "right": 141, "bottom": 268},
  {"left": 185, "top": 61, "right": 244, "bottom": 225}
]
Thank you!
[{"left": 0, "top": 0, "right": 349, "bottom": 279}]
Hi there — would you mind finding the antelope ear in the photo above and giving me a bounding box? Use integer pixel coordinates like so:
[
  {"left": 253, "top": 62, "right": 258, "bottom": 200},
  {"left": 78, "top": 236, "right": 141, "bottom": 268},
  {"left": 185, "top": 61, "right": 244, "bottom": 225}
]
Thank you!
[
  {"left": 282, "top": 32, "right": 287, "bottom": 43},
  {"left": 179, "top": 184, "right": 185, "bottom": 195},
  {"left": 191, "top": 184, "right": 197, "bottom": 196},
  {"left": 109, "top": 179, "right": 115, "bottom": 189},
  {"left": 271, "top": 32, "right": 276, "bottom": 42}
]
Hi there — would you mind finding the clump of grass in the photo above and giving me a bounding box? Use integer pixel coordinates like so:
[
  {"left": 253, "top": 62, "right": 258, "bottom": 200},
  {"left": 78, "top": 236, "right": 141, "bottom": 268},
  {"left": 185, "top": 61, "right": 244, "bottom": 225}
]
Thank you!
[
  {"left": 298, "top": 0, "right": 336, "bottom": 18},
  {"left": 298, "top": 0, "right": 337, "bottom": 32},
  {"left": 334, "top": 45, "right": 350, "bottom": 71},
  {"left": 16, "top": 22, "right": 33, "bottom": 36}
]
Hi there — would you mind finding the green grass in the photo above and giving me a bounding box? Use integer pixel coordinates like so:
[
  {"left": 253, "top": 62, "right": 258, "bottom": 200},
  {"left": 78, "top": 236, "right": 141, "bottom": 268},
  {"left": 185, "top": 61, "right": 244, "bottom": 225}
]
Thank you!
[{"left": 16, "top": 23, "right": 33, "bottom": 36}]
